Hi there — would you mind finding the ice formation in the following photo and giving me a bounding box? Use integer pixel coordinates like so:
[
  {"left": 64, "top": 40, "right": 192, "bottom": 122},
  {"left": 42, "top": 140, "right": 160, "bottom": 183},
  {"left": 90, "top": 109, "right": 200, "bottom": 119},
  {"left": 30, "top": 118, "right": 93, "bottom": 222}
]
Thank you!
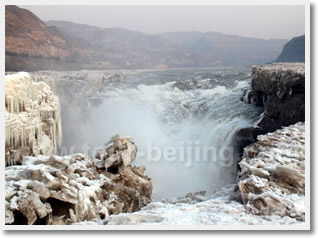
[
  {"left": 5, "top": 136, "right": 152, "bottom": 225},
  {"left": 238, "top": 122, "right": 305, "bottom": 221},
  {"left": 5, "top": 72, "right": 62, "bottom": 166}
]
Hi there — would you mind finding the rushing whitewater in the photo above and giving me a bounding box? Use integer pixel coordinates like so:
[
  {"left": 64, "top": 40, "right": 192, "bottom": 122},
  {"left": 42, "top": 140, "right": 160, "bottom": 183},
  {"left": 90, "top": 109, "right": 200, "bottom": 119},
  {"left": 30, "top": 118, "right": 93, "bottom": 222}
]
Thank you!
[{"left": 30, "top": 67, "right": 262, "bottom": 199}]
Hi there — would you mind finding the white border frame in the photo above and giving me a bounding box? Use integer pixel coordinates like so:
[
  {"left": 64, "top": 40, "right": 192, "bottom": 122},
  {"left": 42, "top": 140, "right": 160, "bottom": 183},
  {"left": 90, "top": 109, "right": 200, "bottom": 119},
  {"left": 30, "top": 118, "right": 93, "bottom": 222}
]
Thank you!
[{"left": 0, "top": 0, "right": 310, "bottom": 231}]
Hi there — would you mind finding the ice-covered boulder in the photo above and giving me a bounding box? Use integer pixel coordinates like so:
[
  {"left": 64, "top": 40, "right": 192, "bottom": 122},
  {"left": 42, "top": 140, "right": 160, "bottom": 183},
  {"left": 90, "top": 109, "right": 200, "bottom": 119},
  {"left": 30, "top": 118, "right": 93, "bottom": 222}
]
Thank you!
[
  {"left": 5, "top": 136, "right": 152, "bottom": 225},
  {"left": 5, "top": 72, "right": 62, "bottom": 166},
  {"left": 238, "top": 122, "right": 305, "bottom": 221}
]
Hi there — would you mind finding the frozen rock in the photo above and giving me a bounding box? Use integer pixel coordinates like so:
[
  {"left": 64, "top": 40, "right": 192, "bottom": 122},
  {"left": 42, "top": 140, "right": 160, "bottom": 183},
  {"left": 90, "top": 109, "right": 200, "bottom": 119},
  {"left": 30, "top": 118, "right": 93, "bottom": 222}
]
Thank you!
[
  {"left": 236, "top": 63, "right": 305, "bottom": 151},
  {"left": 238, "top": 122, "right": 305, "bottom": 221},
  {"left": 5, "top": 136, "right": 152, "bottom": 225},
  {"left": 5, "top": 72, "right": 62, "bottom": 166},
  {"left": 95, "top": 134, "right": 137, "bottom": 170}
]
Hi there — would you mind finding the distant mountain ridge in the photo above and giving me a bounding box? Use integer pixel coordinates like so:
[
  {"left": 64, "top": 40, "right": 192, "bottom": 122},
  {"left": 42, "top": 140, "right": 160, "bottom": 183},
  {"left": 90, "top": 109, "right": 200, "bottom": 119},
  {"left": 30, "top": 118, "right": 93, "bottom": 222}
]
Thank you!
[
  {"left": 48, "top": 20, "right": 287, "bottom": 67},
  {"left": 156, "top": 31, "right": 287, "bottom": 66},
  {"left": 276, "top": 35, "right": 305, "bottom": 62},
  {"left": 6, "top": 6, "right": 288, "bottom": 71},
  {"left": 46, "top": 20, "right": 193, "bottom": 69}
]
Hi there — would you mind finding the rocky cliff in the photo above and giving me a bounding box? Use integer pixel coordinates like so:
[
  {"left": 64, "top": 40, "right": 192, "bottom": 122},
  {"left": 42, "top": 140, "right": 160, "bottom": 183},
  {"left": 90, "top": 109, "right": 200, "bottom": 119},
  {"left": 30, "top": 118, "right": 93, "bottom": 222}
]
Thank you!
[
  {"left": 5, "top": 135, "right": 152, "bottom": 225},
  {"left": 236, "top": 63, "right": 305, "bottom": 149},
  {"left": 5, "top": 72, "right": 62, "bottom": 166},
  {"left": 232, "top": 63, "right": 306, "bottom": 222}
]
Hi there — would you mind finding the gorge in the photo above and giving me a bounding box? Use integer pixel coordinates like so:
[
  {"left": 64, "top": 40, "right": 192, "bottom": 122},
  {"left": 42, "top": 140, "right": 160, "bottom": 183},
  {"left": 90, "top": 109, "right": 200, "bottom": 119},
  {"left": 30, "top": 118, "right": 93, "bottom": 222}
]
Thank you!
[{"left": 5, "top": 62, "right": 306, "bottom": 225}]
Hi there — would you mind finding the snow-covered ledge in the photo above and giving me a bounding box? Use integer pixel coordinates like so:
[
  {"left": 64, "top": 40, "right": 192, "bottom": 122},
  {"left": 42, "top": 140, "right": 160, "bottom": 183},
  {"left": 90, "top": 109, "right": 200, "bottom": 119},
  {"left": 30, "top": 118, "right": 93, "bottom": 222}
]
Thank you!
[{"left": 238, "top": 122, "right": 305, "bottom": 221}]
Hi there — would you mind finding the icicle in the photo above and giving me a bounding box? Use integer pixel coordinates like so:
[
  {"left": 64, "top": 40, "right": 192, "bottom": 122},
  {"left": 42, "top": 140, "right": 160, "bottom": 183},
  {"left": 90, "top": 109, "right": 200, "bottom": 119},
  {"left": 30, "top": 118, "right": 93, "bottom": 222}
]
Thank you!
[{"left": 5, "top": 72, "right": 63, "bottom": 166}]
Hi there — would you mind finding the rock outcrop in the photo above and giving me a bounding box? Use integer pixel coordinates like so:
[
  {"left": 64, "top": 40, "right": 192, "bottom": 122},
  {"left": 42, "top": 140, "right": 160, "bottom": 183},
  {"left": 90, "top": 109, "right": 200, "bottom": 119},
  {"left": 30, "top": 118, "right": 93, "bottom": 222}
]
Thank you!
[
  {"left": 236, "top": 63, "right": 305, "bottom": 149},
  {"left": 5, "top": 72, "right": 62, "bottom": 166},
  {"left": 238, "top": 122, "right": 305, "bottom": 221},
  {"left": 5, "top": 136, "right": 152, "bottom": 225}
]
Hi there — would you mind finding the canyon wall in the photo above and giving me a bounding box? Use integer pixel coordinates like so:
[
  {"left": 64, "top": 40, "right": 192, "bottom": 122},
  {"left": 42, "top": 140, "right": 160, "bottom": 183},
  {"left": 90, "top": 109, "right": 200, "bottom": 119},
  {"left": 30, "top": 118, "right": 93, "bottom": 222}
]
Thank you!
[{"left": 5, "top": 72, "right": 62, "bottom": 166}]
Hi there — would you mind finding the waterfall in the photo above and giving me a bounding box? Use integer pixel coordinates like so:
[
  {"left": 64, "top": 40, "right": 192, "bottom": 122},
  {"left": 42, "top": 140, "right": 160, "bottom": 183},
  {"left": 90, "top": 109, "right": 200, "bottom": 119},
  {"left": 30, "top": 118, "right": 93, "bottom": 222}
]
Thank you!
[{"left": 36, "top": 68, "right": 261, "bottom": 198}]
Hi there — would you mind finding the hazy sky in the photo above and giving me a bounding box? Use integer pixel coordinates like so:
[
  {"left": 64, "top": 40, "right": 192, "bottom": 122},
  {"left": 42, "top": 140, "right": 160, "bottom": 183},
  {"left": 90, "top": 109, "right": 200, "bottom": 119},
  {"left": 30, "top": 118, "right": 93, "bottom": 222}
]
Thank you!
[{"left": 20, "top": 5, "right": 305, "bottom": 40}]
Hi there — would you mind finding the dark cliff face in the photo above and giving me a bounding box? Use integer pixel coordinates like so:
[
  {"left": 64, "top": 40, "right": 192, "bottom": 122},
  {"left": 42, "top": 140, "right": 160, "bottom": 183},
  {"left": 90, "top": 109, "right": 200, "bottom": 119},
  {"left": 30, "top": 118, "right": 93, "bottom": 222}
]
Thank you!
[
  {"left": 235, "top": 63, "right": 305, "bottom": 153},
  {"left": 276, "top": 35, "right": 305, "bottom": 63}
]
